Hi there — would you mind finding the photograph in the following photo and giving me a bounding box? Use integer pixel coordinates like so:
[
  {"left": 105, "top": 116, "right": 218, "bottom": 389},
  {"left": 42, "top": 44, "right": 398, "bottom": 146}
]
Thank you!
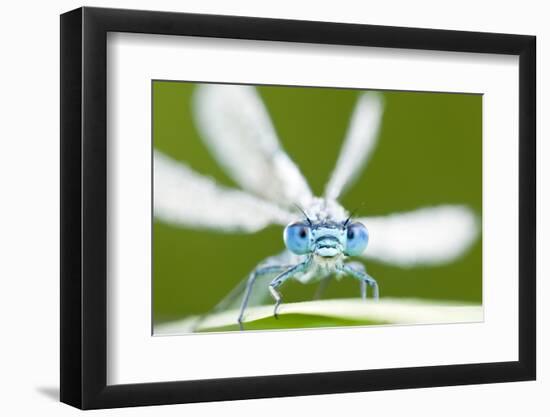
[{"left": 152, "top": 81, "right": 483, "bottom": 334}]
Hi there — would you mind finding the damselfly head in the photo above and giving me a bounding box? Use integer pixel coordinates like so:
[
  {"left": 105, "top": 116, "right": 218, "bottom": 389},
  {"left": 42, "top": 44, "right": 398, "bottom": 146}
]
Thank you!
[{"left": 284, "top": 214, "right": 369, "bottom": 258}]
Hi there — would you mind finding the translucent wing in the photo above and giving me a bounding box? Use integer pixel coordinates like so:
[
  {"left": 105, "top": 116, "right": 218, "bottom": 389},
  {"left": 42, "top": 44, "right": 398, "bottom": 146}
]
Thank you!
[
  {"left": 193, "top": 84, "right": 313, "bottom": 207},
  {"left": 324, "top": 92, "right": 384, "bottom": 200},
  {"left": 358, "top": 205, "right": 479, "bottom": 267},
  {"left": 154, "top": 151, "right": 294, "bottom": 233},
  {"left": 209, "top": 250, "right": 304, "bottom": 314},
  {"left": 192, "top": 271, "right": 276, "bottom": 332},
  {"left": 210, "top": 251, "right": 302, "bottom": 313},
  {"left": 210, "top": 270, "right": 276, "bottom": 314}
]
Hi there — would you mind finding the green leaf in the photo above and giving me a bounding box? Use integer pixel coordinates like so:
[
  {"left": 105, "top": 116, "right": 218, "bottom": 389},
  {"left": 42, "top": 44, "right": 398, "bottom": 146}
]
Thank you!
[{"left": 154, "top": 298, "right": 483, "bottom": 335}]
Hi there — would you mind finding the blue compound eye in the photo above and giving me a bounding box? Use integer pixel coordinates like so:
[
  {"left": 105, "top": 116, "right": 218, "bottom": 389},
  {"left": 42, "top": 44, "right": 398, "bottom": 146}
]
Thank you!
[
  {"left": 284, "top": 222, "right": 312, "bottom": 255},
  {"left": 345, "top": 222, "right": 369, "bottom": 256}
]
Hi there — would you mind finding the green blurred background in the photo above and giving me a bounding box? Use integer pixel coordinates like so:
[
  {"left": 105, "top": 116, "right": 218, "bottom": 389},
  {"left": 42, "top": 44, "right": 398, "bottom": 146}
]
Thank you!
[{"left": 153, "top": 81, "right": 482, "bottom": 325}]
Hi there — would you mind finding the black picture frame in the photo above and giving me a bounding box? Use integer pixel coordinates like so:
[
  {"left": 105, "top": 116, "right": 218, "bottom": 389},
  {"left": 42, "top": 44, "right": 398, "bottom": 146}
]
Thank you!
[{"left": 60, "top": 6, "right": 536, "bottom": 410}]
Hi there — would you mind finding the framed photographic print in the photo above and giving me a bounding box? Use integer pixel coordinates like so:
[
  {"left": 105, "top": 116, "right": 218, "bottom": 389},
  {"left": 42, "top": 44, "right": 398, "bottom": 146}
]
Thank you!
[{"left": 60, "top": 6, "right": 536, "bottom": 409}]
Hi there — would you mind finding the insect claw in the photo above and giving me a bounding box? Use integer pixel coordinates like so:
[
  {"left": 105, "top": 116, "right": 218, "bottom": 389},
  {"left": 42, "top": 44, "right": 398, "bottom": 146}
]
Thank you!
[{"left": 273, "top": 301, "right": 282, "bottom": 319}]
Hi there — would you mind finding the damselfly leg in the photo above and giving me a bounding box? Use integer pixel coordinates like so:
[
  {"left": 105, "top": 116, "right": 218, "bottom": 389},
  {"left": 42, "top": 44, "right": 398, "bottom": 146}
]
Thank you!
[
  {"left": 339, "top": 263, "right": 379, "bottom": 300},
  {"left": 238, "top": 264, "right": 289, "bottom": 330},
  {"left": 267, "top": 261, "right": 310, "bottom": 320}
]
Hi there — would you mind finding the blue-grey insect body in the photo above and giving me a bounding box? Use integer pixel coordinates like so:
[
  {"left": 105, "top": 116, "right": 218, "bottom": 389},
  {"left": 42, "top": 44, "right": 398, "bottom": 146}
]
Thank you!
[{"left": 237, "top": 199, "right": 378, "bottom": 330}]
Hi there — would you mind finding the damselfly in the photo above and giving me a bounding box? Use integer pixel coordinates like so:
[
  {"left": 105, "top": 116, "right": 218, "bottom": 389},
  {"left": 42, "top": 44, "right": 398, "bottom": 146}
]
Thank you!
[{"left": 154, "top": 84, "right": 479, "bottom": 330}]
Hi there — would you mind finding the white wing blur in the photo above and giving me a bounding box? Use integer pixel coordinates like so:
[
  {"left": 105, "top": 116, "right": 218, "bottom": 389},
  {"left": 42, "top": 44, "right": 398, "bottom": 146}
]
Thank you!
[
  {"left": 154, "top": 151, "right": 294, "bottom": 233},
  {"left": 358, "top": 205, "right": 479, "bottom": 267},
  {"left": 193, "top": 84, "right": 313, "bottom": 207},
  {"left": 324, "top": 92, "right": 384, "bottom": 200}
]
